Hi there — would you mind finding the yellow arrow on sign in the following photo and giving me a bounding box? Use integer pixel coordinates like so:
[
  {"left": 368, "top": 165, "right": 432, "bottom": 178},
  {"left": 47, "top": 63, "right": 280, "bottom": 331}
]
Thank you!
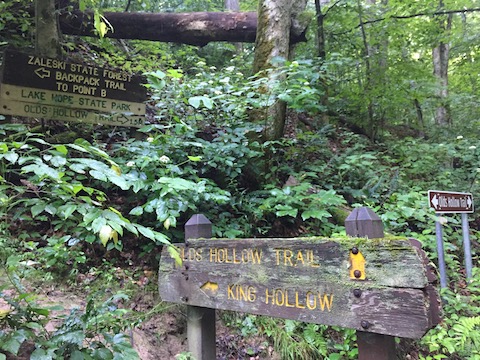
[{"left": 200, "top": 281, "right": 219, "bottom": 296}]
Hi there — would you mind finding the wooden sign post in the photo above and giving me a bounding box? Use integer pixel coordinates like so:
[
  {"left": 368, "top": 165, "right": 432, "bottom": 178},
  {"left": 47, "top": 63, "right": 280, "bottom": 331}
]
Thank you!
[
  {"left": 159, "top": 210, "right": 440, "bottom": 359},
  {"left": 184, "top": 214, "right": 216, "bottom": 360},
  {"left": 345, "top": 207, "right": 394, "bottom": 360}
]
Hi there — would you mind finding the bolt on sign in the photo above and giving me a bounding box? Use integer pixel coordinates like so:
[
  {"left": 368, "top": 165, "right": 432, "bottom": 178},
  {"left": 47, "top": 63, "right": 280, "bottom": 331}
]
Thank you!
[
  {"left": 0, "top": 49, "right": 147, "bottom": 127},
  {"left": 159, "top": 237, "right": 439, "bottom": 339},
  {"left": 428, "top": 190, "right": 474, "bottom": 213}
]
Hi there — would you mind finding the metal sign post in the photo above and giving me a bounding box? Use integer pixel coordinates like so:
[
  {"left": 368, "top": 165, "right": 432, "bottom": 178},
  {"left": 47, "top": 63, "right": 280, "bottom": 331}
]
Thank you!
[{"left": 428, "top": 190, "right": 474, "bottom": 287}]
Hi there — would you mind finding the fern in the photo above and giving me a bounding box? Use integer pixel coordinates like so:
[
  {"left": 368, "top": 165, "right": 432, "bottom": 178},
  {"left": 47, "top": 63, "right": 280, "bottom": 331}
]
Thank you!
[{"left": 452, "top": 316, "right": 480, "bottom": 356}]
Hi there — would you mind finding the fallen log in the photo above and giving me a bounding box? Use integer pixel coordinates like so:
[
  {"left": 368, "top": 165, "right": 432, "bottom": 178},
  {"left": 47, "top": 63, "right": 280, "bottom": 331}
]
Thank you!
[{"left": 59, "top": 11, "right": 308, "bottom": 46}]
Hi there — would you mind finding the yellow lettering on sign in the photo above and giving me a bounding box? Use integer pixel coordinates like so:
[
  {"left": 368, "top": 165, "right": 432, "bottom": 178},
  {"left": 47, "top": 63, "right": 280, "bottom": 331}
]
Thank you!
[
  {"left": 265, "top": 288, "right": 333, "bottom": 311},
  {"left": 273, "top": 249, "right": 321, "bottom": 268},
  {"left": 227, "top": 284, "right": 256, "bottom": 302},
  {"left": 209, "top": 248, "right": 262, "bottom": 265}
]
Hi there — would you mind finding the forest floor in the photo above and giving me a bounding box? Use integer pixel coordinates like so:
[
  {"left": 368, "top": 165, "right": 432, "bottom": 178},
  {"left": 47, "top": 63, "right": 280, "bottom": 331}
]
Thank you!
[{"left": 0, "top": 267, "right": 275, "bottom": 360}]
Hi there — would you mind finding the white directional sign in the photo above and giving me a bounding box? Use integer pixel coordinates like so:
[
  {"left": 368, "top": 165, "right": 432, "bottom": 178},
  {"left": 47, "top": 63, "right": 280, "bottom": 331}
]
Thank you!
[{"left": 428, "top": 190, "right": 474, "bottom": 213}]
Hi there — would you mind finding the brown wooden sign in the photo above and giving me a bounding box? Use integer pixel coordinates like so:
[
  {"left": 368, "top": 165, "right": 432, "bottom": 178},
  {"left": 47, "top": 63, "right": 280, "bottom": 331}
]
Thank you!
[
  {"left": 428, "top": 190, "right": 474, "bottom": 213},
  {"left": 1, "top": 49, "right": 146, "bottom": 102},
  {"left": 159, "top": 237, "right": 434, "bottom": 339},
  {"left": 0, "top": 49, "right": 147, "bottom": 127}
]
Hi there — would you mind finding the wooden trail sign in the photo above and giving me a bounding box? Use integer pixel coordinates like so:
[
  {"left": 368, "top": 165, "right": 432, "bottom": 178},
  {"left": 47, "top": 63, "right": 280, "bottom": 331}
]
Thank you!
[
  {"left": 0, "top": 49, "right": 147, "bottom": 127},
  {"left": 159, "top": 237, "right": 435, "bottom": 339}
]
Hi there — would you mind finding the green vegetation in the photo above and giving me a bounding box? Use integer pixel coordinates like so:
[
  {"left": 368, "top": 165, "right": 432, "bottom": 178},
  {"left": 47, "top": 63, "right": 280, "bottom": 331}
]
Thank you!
[{"left": 1, "top": 0, "right": 480, "bottom": 358}]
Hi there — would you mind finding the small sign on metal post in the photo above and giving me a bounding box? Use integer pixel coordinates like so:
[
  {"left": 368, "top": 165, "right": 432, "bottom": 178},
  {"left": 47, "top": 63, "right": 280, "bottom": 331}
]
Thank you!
[
  {"left": 428, "top": 190, "right": 474, "bottom": 213},
  {"left": 428, "top": 190, "right": 474, "bottom": 287}
]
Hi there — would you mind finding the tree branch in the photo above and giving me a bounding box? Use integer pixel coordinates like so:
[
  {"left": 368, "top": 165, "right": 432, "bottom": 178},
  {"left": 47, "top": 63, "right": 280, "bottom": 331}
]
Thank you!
[{"left": 333, "top": 7, "right": 480, "bottom": 36}]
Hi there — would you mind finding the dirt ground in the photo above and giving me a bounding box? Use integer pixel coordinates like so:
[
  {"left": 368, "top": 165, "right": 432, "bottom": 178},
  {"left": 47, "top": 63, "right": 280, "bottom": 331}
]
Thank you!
[{"left": 0, "top": 279, "right": 274, "bottom": 360}]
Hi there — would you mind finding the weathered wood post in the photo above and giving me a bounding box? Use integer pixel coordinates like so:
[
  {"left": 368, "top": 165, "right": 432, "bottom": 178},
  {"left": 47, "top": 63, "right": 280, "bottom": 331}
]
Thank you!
[
  {"left": 345, "top": 207, "right": 396, "bottom": 360},
  {"left": 184, "top": 214, "right": 216, "bottom": 360}
]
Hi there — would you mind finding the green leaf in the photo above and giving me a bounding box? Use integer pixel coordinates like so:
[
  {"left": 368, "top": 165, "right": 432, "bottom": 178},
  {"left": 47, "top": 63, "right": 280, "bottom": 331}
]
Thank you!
[
  {"left": 1, "top": 330, "right": 27, "bottom": 355},
  {"left": 136, "top": 225, "right": 155, "bottom": 240},
  {"left": 31, "top": 204, "right": 45, "bottom": 218},
  {"left": 129, "top": 206, "right": 143, "bottom": 216},
  {"left": 4, "top": 151, "right": 19, "bottom": 164},
  {"left": 275, "top": 205, "right": 298, "bottom": 218},
  {"left": 188, "top": 96, "right": 213, "bottom": 109},
  {"left": 90, "top": 170, "right": 108, "bottom": 182},
  {"left": 22, "top": 163, "right": 63, "bottom": 180},
  {"left": 49, "top": 155, "right": 67, "bottom": 167},
  {"left": 0, "top": 354, "right": 6, "bottom": 360},
  {"left": 328, "top": 354, "right": 342, "bottom": 360},
  {"left": 70, "top": 350, "right": 85, "bottom": 360},
  {"left": 58, "top": 204, "right": 77, "bottom": 219},
  {"left": 168, "top": 246, "right": 182, "bottom": 266},
  {"left": 158, "top": 177, "right": 197, "bottom": 191},
  {"left": 91, "top": 348, "right": 113, "bottom": 360},
  {"left": 187, "top": 155, "right": 203, "bottom": 162},
  {"left": 301, "top": 209, "right": 331, "bottom": 221},
  {"left": 30, "top": 348, "right": 53, "bottom": 360},
  {"left": 99, "top": 225, "right": 114, "bottom": 246},
  {"left": 91, "top": 217, "right": 107, "bottom": 233},
  {"left": 30, "top": 307, "right": 49, "bottom": 316},
  {"left": 52, "top": 331, "right": 85, "bottom": 346},
  {"left": 109, "top": 174, "right": 130, "bottom": 190},
  {"left": 55, "top": 145, "right": 68, "bottom": 155}
]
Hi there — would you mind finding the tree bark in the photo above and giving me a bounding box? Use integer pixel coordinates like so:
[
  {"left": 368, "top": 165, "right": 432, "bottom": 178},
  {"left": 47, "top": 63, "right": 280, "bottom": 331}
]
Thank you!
[
  {"left": 252, "top": 0, "right": 308, "bottom": 141},
  {"left": 357, "top": 0, "right": 388, "bottom": 140},
  {"left": 432, "top": 0, "right": 452, "bottom": 126},
  {"left": 59, "top": 11, "right": 308, "bottom": 46},
  {"left": 315, "top": 0, "right": 326, "bottom": 60},
  {"left": 36, "top": 0, "right": 61, "bottom": 57},
  {"left": 224, "top": 0, "right": 242, "bottom": 53}
]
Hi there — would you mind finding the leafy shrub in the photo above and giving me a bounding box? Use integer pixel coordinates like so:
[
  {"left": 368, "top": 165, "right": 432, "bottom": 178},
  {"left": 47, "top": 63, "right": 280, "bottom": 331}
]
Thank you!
[
  {"left": 420, "top": 268, "right": 480, "bottom": 360},
  {"left": 0, "top": 253, "right": 139, "bottom": 360},
  {"left": 0, "top": 125, "right": 175, "bottom": 260}
]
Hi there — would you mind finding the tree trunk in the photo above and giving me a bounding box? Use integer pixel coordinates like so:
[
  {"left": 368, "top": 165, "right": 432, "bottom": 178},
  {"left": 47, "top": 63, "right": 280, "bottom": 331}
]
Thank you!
[
  {"left": 36, "top": 0, "right": 60, "bottom": 57},
  {"left": 59, "top": 11, "right": 307, "bottom": 47},
  {"left": 225, "top": 0, "right": 239, "bottom": 11},
  {"left": 432, "top": 1, "right": 452, "bottom": 126},
  {"left": 357, "top": 0, "right": 388, "bottom": 140},
  {"left": 315, "top": 0, "right": 326, "bottom": 60},
  {"left": 224, "top": 0, "right": 242, "bottom": 53},
  {"left": 252, "top": 0, "right": 308, "bottom": 141}
]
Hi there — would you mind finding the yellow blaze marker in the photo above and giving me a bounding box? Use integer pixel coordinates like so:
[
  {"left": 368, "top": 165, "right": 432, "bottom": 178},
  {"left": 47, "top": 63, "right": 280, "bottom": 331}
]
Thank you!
[
  {"left": 349, "top": 249, "right": 366, "bottom": 280},
  {"left": 200, "top": 281, "right": 219, "bottom": 296}
]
